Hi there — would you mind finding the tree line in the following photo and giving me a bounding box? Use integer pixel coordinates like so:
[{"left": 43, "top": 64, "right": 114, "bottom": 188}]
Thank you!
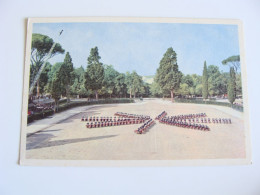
[
  {"left": 30, "top": 33, "right": 242, "bottom": 111},
  {"left": 29, "top": 34, "right": 149, "bottom": 111},
  {"left": 152, "top": 47, "right": 242, "bottom": 104}
]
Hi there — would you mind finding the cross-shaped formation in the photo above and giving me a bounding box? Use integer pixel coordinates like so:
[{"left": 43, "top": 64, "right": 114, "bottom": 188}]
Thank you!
[{"left": 81, "top": 111, "right": 232, "bottom": 134}]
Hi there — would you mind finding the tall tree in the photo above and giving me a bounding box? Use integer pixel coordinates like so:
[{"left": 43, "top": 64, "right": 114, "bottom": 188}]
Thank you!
[
  {"left": 222, "top": 55, "right": 240, "bottom": 72},
  {"left": 30, "top": 33, "right": 65, "bottom": 96},
  {"left": 115, "top": 73, "right": 127, "bottom": 98},
  {"left": 202, "top": 61, "right": 208, "bottom": 99},
  {"left": 131, "top": 71, "right": 144, "bottom": 98},
  {"left": 236, "top": 72, "right": 242, "bottom": 96},
  {"left": 103, "top": 65, "right": 119, "bottom": 98},
  {"left": 85, "top": 47, "right": 104, "bottom": 99},
  {"left": 71, "top": 66, "right": 88, "bottom": 98},
  {"left": 155, "top": 47, "right": 182, "bottom": 101},
  {"left": 228, "top": 67, "right": 236, "bottom": 104},
  {"left": 62, "top": 52, "right": 74, "bottom": 103},
  {"left": 30, "top": 62, "right": 52, "bottom": 95},
  {"left": 125, "top": 72, "right": 134, "bottom": 98},
  {"left": 50, "top": 66, "right": 65, "bottom": 112}
]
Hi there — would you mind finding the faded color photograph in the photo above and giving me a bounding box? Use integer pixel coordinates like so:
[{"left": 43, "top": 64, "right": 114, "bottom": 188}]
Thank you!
[{"left": 20, "top": 18, "right": 250, "bottom": 165}]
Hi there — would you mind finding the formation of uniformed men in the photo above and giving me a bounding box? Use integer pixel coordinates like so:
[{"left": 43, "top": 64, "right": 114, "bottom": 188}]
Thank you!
[
  {"left": 212, "top": 118, "right": 232, "bottom": 124},
  {"left": 159, "top": 117, "right": 210, "bottom": 131},
  {"left": 114, "top": 112, "right": 150, "bottom": 120},
  {"left": 82, "top": 111, "right": 232, "bottom": 132},
  {"left": 134, "top": 119, "right": 155, "bottom": 134},
  {"left": 155, "top": 111, "right": 167, "bottom": 120},
  {"left": 85, "top": 117, "right": 146, "bottom": 128}
]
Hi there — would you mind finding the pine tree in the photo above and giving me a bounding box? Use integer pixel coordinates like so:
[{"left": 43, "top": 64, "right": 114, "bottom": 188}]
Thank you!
[
  {"left": 155, "top": 47, "right": 182, "bottom": 101},
  {"left": 62, "top": 52, "right": 74, "bottom": 103},
  {"left": 50, "top": 67, "right": 65, "bottom": 112},
  {"left": 228, "top": 67, "right": 236, "bottom": 104},
  {"left": 85, "top": 47, "right": 104, "bottom": 99},
  {"left": 202, "top": 61, "right": 208, "bottom": 99}
]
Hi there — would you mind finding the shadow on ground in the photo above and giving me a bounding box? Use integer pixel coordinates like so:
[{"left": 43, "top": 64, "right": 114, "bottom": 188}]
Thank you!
[{"left": 26, "top": 133, "right": 118, "bottom": 150}]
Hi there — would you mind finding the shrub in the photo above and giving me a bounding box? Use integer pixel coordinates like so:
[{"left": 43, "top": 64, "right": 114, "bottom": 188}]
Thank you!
[
  {"left": 174, "top": 98, "right": 243, "bottom": 112},
  {"left": 27, "top": 98, "right": 134, "bottom": 123}
]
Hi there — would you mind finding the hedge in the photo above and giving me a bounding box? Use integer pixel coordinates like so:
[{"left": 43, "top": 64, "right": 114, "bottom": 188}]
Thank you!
[
  {"left": 27, "top": 98, "right": 134, "bottom": 123},
  {"left": 174, "top": 98, "right": 243, "bottom": 112}
]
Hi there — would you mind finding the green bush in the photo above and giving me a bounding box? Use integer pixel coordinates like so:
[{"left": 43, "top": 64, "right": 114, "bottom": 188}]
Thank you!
[
  {"left": 58, "top": 99, "right": 67, "bottom": 105},
  {"left": 27, "top": 98, "right": 134, "bottom": 123},
  {"left": 174, "top": 98, "right": 243, "bottom": 112},
  {"left": 57, "top": 98, "right": 134, "bottom": 112}
]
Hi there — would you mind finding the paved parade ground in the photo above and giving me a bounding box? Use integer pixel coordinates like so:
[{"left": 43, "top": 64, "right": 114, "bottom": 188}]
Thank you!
[{"left": 26, "top": 99, "right": 246, "bottom": 160}]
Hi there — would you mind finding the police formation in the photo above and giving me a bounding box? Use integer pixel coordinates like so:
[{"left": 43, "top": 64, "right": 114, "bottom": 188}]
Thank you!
[
  {"left": 160, "top": 117, "right": 210, "bottom": 131},
  {"left": 81, "top": 111, "right": 232, "bottom": 134},
  {"left": 83, "top": 116, "right": 146, "bottom": 128}
]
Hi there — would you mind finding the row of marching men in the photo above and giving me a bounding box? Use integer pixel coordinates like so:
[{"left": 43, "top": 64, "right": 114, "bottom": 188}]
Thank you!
[
  {"left": 169, "top": 113, "right": 207, "bottom": 120},
  {"left": 163, "top": 117, "right": 232, "bottom": 124},
  {"left": 86, "top": 118, "right": 146, "bottom": 128},
  {"left": 82, "top": 116, "right": 115, "bottom": 122},
  {"left": 82, "top": 116, "right": 148, "bottom": 122},
  {"left": 155, "top": 111, "right": 167, "bottom": 120},
  {"left": 114, "top": 112, "right": 150, "bottom": 120},
  {"left": 134, "top": 119, "right": 156, "bottom": 134},
  {"left": 159, "top": 118, "right": 210, "bottom": 131}
]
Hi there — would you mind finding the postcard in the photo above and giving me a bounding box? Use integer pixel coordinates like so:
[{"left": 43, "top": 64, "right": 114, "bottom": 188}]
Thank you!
[{"left": 20, "top": 17, "right": 251, "bottom": 166}]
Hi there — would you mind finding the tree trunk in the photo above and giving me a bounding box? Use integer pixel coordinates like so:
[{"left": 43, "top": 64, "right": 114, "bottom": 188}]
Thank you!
[
  {"left": 171, "top": 90, "right": 174, "bottom": 102},
  {"left": 95, "top": 90, "right": 98, "bottom": 100},
  {"left": 134, "top": 92, "right": 136, "bottom": 98},
  {"left": 66, "top": 85, "right": 70, "bottom": 103},
  {"left": 110, "top": 94, "right": 112, "bottom": 98},
  {"left": 37, "top": 80, "right": 40, "bottom": 97},
  {"left": 130, "top": 89, "right": 132, "bottom": 98},
  {"left": 54, "top": 100, "right": 58, "bottom": 113}
]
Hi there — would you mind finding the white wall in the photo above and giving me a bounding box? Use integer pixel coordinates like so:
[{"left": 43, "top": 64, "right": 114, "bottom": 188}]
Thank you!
[{"left": 0, "top": 0, "right": 260, "bottom": 194}]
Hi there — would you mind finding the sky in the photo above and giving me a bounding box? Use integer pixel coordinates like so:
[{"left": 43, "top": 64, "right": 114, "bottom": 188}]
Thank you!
[{"left": 32, "top": 22, "right": 240, "bottom": 76}]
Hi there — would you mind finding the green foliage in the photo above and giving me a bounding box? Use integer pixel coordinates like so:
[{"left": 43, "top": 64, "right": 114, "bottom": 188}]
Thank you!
[
  {"left": 182, "top": 74, "right": 194, "bottom": 87},
  {"left": 143, "top": 83, "right": 151, "bottom": 97},
  {"left": 150, "top": 82, "right": 163, "bottom": 97},
  {"left": 71, "top": 66, "right": 88, "bottom": 97},
  {"left": 179, "top": 83, "right": 190, "bottom": 96},
  {"left": 207, "top": 65, "right": 229, "bottom": 96},
  {"left": 27, "top": 99, "right": 134, "bottom": 123},
  {"left": 85, "top": 47, "right": 104, "bottom": 99},
  {"left": 30, "top": 33, "right": 65, "bottom": 96},
  {"left": 103, "top": 65, "right": 120, "bottom": 97},
  {"left": 131, "top": 71, "right": 145, "bottom": 98},
  {"left": 195, "top": 84, "right": 203, "bottom": 96},
  {"left": 62, "top": 52, "right": 74, "bottom": 102},
  {"left": 175, "top": 98, "right": 243, "bottom": 112},
  {"left": 155, "top": 47, "right": 182, "bottom": 100},
  {"left": 50, "top": 66, "right": 66, "bottom": 111},
  {"left": 202, "top": 61, "right": 208, "bottom": 99},
  {"left": 236, "top": 72, "right": 242, "bottom": 96},
  {"left": 222, "top": 55, "right": 240, "bottom": 72},
  {"left": 228, "top": 67, "right": 236, "bottom": 104},
  {"left": 115, "top": 73, "right": 127, "bottom": 98}
]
